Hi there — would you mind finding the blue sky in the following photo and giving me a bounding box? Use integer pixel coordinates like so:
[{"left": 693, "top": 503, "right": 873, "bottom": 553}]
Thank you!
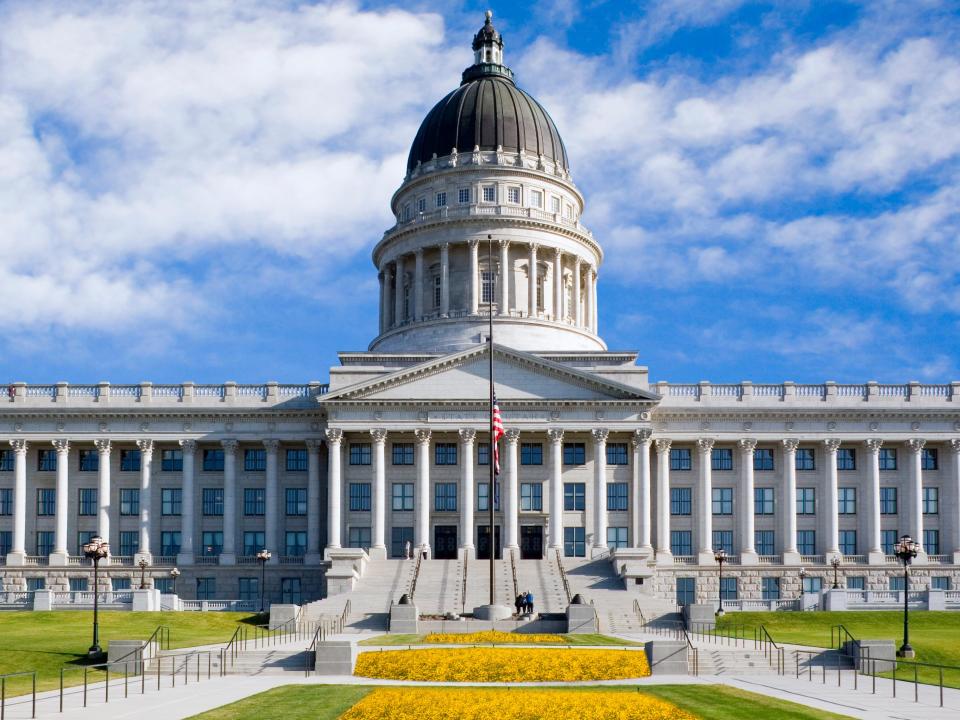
[{"left": 1, "top": 0, "right": 958, "bottom": 384}]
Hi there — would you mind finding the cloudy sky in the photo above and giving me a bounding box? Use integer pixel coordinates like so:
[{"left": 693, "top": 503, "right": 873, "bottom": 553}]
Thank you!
[{"left": 1, "top": 0, "right": 958, "bottom": 384}]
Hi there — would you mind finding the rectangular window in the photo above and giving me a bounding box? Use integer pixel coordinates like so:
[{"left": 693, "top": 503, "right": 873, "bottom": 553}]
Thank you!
[
  {"left": 754, "top": 449, "right": 774, "bottom": 471},
  {"left": 392, "top": 483, "right": 414, "bottom": 511},
  {"left": 119, "top": 488, "right": 139, "bottom": 516},
  {"left": 0, "top": 450, "right": 14, "bottom": 472},
  {"left": 924, "top": 529, "right": 940, "bottom": 555},
  {"left": 482, "top": 185, "right": 496, "bottom": 203},
  {"left": 670, "top": 448, "right": 691, "bottom": 471},
  {"left": 796, "top": 448, "right": 815, "bottom": 471},
  {"left": 436, "top": 191, "right": 447, "bottom": 207},
  {"left": 285, "top": 531, "right": 307, "bottom": 557},
  {"left": 161, "top": 449, "right": 183, "bottom": 472},
  {"left": 157, "top": 579, "right": 175, "bottom": 594},
  {"left": 477, "top": 443, "right": 490, "bottom": 466},
  {"left": 847, "top": 576, "right": 865, "bottom": 590},
  {"left": 670, "top": 488, "right": 692, "bottom": 515},
  {"left": 78, "top": 488, "right": 97, "bottom": 516},
  {"left": 458, "top": 188, "right": 470, "bottom": 204},
  {"left": 477, "top": 482, "right": 500, "bottom": 511},
  {"left": 481, "top": 270, "right": 494, "bottom": 304},
  {"left": 0, "top": 530, "right": 11, "bottom": 556},
  {"left": 797, "top": 488, "right": 816, "bottom": 515},
  {"left": 761, "top": 577, "right": 780, "bottom": 601},
  {"left": 755, "top": 487, "right": 774, "bottom": 515},
  {"left": 36, "top": 530, "right": 55, "bottom": 556},
  {"left": 921, "top": 448, "right": 938, "bottom": 471},
  {"left": 880, "top": 487, "right": 897, "bottom": 514},
  {"left": 676, "top": 577, "right": 696, "bottom": 606},
  {"left": 434, "top": 275, "right": 441, "bottom": 307},
  {"left": 530, "top": 189, "right": 543, "bottom": 208},
  {"left": 70, "top": 578, "right": 89, "bottom": 592},
  {"left": 881, "top": 529, "right": 898, "bottom": 554},
  {"left": 712, "top": 530, "right": 733, "bottom": 554},
  {"left": 932, "top": 576, "right": 950, "bottom": 590},
  {"left": 391, "top": 527, "right": 414, "bottom": 558},
  {"left": 563, "top": 483, "right": 585, "bottom": 511},
  {"left": 755, "top": 530, "right": 775, "bottom": 555},
  {"left": 520, "top": 443, "right": 543, "bottom": 465},
  {"left": 606, "top": 443, "right": 629, "bottom": 465},
  {"left": 803, "top": 576, "right": 822, "bottom": 594},
  {"left": 111, "top": 577, "right": 131, "bottom": 592},
  {"left": 36, "top": 488, "right": 56, "bottom": 516},
  {"left": 550, "top": 196, "right": 561, "bottom": 213},
  {"left": 392, "top": 443, "right": 414, "bottom": 465},
  {"left": 607, "top": 527, "right": 628, "bottom": 549},
  {"left": 889, "top": 576, "right": 905, "bottom": 592},
  {"left": 520, "top": 483, "right": 542, "bottom": 511},
  {"left": 607, "top": 482, "right": 629, "bottom": 511},
  {"left": 238, "top": 578, "right": 258, "bottom": 603},
  {"left": 564, "top": 526, "right": 585, "bottom": 557},
  {"left": 200, "top": 532, "right": 223, "bottom": 556},
  {"left": 349, "top": 443, "right": 371, "bottom": 466},
  {"left": 244, "top": 449, "right": 266, "bottom": 472},
  {"left": 77, "top": 450, "right": 97, "bottom": 472},
  {"left": 202, "top": 449, "right": 224, "bottom": 472},
  {"left": 797, "top": 530, "right": 816, "bottom": 555},
  {"left": 434, "top": 443, "right": 458, "bottom": 465},
  {"left": 161, "top": 488, "right": 181, "bottom": 516},
  {"left": 202, "top": 488, "right": 224, "bottom": 516},
  {"left": 196, "top": 578, "right": 215, "bottom": 600},
  {"left": 243, "top": 531, "right": 265, "bottom": 556},
  {"left": 507, "top": 186, "right": 520, "bottom": 204},
  {"left": 285, "top": 449, "right": 308, "bottom": 471},
  {"left": 244, "top": 488, "right": 265, "bottom": 516},
  {"left": 76, "top": 531, "right": 96, "bottom": 555},
  {"left": 923, "top": 487, "right": 939, "bottom": 515},
  {"left": 118, "top": 531, "right": 138, "bottom": 556},
  {"left": 120, "top": 449, "right": 141, "bottom": 472},
  {"left": 838, "top": 487, "right": 856, "bottom": 515},
  {"left": 879, "top": 448, "right": 897, "bottom": 471},
  {"left": 37, "top": 449, "right": 58, "bottom": 472},
  {"left": 671, "top": 530, "right": 693, "bottom": 556},
  {"left": 348, "top": 527, "right": 371, "bottom": 549},
  {"left": 711, "top": 448, "right": 733, "bottom": 471},
  {"left": 417, "top": 197, "right": 426, "bottom": 213},
  {"left": 563, "top": 443, "right": 585, "bottom": 465},
  {"left": 839, "top": 529, "right": 857, "bottom": 555},
  {"left": 712, "top": 487, "right": 733, "bottom": 515},
  {"left": 349, "top": 483, "right": 372, "bottom": 511},
  {"left": 160, "top": 531, "right": 181, "bottom": 556},
  {"left": 720, "top": 576, "right": 738, "bottom": 601},
  {"left": 285, "top": 488, "right": 307, "bottom": 516},
  {"left": 837, "top": 448, "right": 856, "bottom": 471},
  {"left": 0, "top": 488, "right": 11, "bottom": 516},
  {"left": 434, "top": 482, "right": 457, "bottom": 511},
  {"left": 26, "top": 577, "right": 46, "bottom": 592},
  {"left": 281, "top": 577, "right": 302, "bottom": 605}
]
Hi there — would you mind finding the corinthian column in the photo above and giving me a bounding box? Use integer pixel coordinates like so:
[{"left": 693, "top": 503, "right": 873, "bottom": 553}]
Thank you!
[
  {"left": 370, "top": 429, "right": 388, "bottom": 559},
  {"left": 696, "top": 438, "right": 715, "bottom": 563},
  {"left": 823, "top": 439, "right": 841, "bottom": 560},
  {"left": 782, "top": 439, "right": 800, "bottom": 564},
  {"left": 440, "top": 243, "right": 450, "bottom": 317},
  {"left": 178, "top": 439, "right": 197, "bottom": 564},
  {"left": 50, "top": 440, "right": 70, "bottom": 565},
  {"left": 951, "top": 440, "right": 960, "bottom": 565},
  {"left": 528, "top": 244, "right": 539, "bottom": 317},
  {"left": 738, "top": 439, "right": 758, "bottom": 564},
  {"left": 865, "top": 438, "right": 884, "bottom": 564},
  {"left": 633, "top": 430, "right": 652, "bottom": 550},
  {"left": 548, "top": 429, "right": 564, "bottom": 549},
  {"left": 573, "top": 258, "right": 582, "bottom": 327},
  {"left": 499, "top": 240, "right": 510, "bottom": 314},
  {"left": 264, "top": 439, "right": 280, "bottom": 563},
  {"left": 394, "top": 256, "right": 406, "bottom": 324},
  {"left": 136, "top": 439, "right": 154, "bottom": 563},
  {"left": 504, "top": 428, "right": 520, "bottom": 551},
  {"left": 7, "top": 440, "right": 27, "bottom": 564},
  {"left": 469, "top": 240, "right": 479, "bottom": 315},
  {"left": 305, "top": 439, "right": 322, "bottom": 562},
  {"left": 220, "top": 439, "right": 238, "bottom": 564},
  {"left": 654, "top": 439, "right": 672, "bottom": 565},
  {"left": 592, "top": 429, "right": 609, "bottom": 555},
  {"left": 382, "top": 265, "right": 393, "bottom": 330},
  {"left": 907, "top": 438, "right": 927, "bottom": 562},
  {"left": 95, "top": 439, "right": 112, "bottom": 551},
  {"left": 553, "top": 248, "right": 563, "bottom": 321},
  {"left": 325, "top": 429, "right": 343, "bottom": 550},
  {"left": 459, "top": 429, "right": 476, "bottom": 556},
  {"left": 415, "top": 429, "right": 432, "bottom": 554},
  {"left": 414, "top": 249, "right": 424, "bottom": 321}
]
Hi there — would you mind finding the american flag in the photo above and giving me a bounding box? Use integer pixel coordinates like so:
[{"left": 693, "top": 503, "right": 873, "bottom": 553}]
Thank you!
[{"left": 492, "top": 394, "right": 504, "bottom": 475}]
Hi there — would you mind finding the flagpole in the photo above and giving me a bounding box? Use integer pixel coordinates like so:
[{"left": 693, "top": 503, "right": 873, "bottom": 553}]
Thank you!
[{"left": 487, "top": 233, "right": 496, "bottom": 606}]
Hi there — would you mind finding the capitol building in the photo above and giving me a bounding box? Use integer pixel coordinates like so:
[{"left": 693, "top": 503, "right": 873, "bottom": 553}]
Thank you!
[{"left": 1, "top": 14, "right": 959, "bottom": 610}]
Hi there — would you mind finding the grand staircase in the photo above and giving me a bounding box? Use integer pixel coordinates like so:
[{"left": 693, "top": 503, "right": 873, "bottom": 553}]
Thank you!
[{"left": 301, "top": 557, "right": 415, "bottom": 631}]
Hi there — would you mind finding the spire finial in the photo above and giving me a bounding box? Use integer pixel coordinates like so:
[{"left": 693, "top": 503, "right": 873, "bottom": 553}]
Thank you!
[{"left": 485, "top": 10, "right": 493, "bottom": 23}]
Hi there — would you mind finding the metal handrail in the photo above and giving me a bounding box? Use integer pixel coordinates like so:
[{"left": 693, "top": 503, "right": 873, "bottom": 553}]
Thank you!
[
  {"left": 832, "top": 624, "right": 858, "bottom": 653},
  {"left": 304, "top": 600, "right": 352, "bottom": 676},
  {"left": 111, "top": 624, "right": 171, "bottom": 669},
  {"left": 219, "top": 624, "right": 246, "bottom": 675},
  {"left": 461, "top": 555, "right": 468, "bottom": 614},
  {"left": 633, "top": 598, "right": 646, "bottom": 627},
  {"left": 509, "top": 548, "right": 519, "bottom": 602},
  {"left": 680, "top": 626, "right": 699, "bottom": 676},
  {"left": 556, "top": 548, "right": 572, "bottom": 604},
  {"left": 410, "top": 550, "right": 423, "bottom": 599},
  {"left": 758, "top": 625, "right": 785, "bottom": 674},
  {"left": 689, "top": 621, "right": 747, "bottom": 648},
  {"left": 0, "top": 671, "right": 37, "bottom": 719}
]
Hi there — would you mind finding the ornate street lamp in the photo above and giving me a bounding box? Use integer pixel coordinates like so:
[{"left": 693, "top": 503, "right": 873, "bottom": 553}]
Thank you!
[
  {"left": 169, "top": 567, "right": 180, "bottom": 594},
  {"left": 256, "top": 549, "right": 272, "bottom": 613},
  {"left": 714, "top": 548, "right": 728, "bottom": 616},
  {"left": 895, "top": 534, "right": 919, "bottom": 658},
  {"left": 82, "top": 536, "right": 110, "bottom": 659},
  {"left": 830, "top": 556, "right": 841, "bottom": 589},
  {"left": 138, "top": 558, "right": 149, "bottom": 590},
  {"left": 799, "top": 567, "right": 808, "bottom": 601}
]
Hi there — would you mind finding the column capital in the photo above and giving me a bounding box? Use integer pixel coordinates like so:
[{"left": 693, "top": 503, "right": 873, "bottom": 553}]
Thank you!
[
  {"left": 262, "top": 439, "right": 280, "bottom": 453},
  {"left": 529, "top": 242, "right": 539, "bottom": 253},
  {"left": 906, "top": 438, "right": 926, "bottom": 454},
  {"left": 440, "top": 241, "right": 450, "bottom": 252},
  {"left": 738, "top": 438, "right": 757, "bottom": 452},
  {"left": 94, "top": 439, "right": 112, "bottom": 455},
  {"left": 548, "top": 428, "right": 565, "bottom": 444},
  {"left": 52, "top": 439, "right": 71, "bottom": 453},
  {"left": 504, "top": 428, "right": 521, "bottom": 444},
  {"left": 136, "top": 439, "right": 154, "bottom": 457},
  {"left": 370, "top": 428, "right": 388, "bottom": 444},
  {"left": 695, "top": 437, "right": 714, "bottom": 453},
  {"left": 864, "top": 438, "right": 883, "bottom": 454},
  {"left": 498, "top": 239, "right": 510, "bottom": 249},
  {"left": 9, "top": 439, "right": 27, "bottom": 454},
  {"left": 654, "top": 438, "right": 672, "bottom": 454},
  {"left": 179, "top": 438, "right": 197, "bottom": 453},
  {"left": 415, "top": 428, "right": 432, "bottom": 445},
  {"left": 325, "top": 428, "right": 344, "bottom": 445},
  {"left": 592, "top": 428, "right": 609, "bottom": 444},
  {"left": 782, "top": 438, "right": 800, "bottom": 452},
  {"left": 458, "top": 428, "right": 477, "bottom": 443},
  {"left": 415, "top": 247, "right": 424, "bottom": 258},
  {"left": 468, "top": 238, "right": 480, "bottom": 249},
  {"left": 220, "top": 438, "right": 238, "bottom": 453},
  {"left": 305, "top": 438, "right": 323, "bottom": 453},
  {"left": 823, "top": 439, "right": 842, "bottom": 453},
  {"left": 632, "top": 428, "right": 652, "bottom": 446},
  {"left": 949, "top": 438, "right": 960, "bottom": 455}
]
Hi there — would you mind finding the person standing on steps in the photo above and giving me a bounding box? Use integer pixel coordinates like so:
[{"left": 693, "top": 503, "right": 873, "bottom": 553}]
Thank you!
[
  {"left": 525, "top": 590, "right": 534, "bottom": 614},
  {"left": 514, "top": 593, "right": 523, "bottom": 615},
  {"left": 404, "top": 539, "right": 411, "bottom": 559}
]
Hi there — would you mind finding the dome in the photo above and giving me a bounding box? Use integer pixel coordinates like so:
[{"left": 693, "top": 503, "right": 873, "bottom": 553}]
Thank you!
[{"left": 406, "top": 13, "right": 569, "bottom": 173}]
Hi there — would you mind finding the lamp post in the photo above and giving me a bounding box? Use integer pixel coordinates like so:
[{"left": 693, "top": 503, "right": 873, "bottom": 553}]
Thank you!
[
  {"left": 714, "top": 548, "right": 728, "bottom": 616},
  {"left": 799, "top": 567, "right": 807, "bottom": 602},
  {"left": 169, "top": 567, "right": 180, "bottom": 595},
  {"left": 138, "top": 558, "right": 149, "bottom": 590},
  {"left": 256, "top": 549, "right": 272, "bottom": 613},
  {"left": 82, "top": 536, "right": 110, "bottom": 659},
  {"left": 830, "top": 556, "right": 841, "bottom": 589},
  {"left": 895, "top": 534, "right": 919, "bottom": 658}
]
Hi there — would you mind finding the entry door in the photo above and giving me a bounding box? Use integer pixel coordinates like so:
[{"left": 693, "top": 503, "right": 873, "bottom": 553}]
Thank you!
[
  {"left": 434, "top": 525, "right": 458, "bottom": 559},
  {"left": 476, "top": 525, "right": 502, "bottom": 560},
  {"left": 520, "top": 526, "right": 544, "bottom": 559}
]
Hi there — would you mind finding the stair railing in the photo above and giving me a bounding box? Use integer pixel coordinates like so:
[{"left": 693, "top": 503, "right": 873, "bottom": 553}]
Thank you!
[
  {"left": 680, "top": 625, "right": 699, "bottom": 677},
  {"left": 758, "top": 625, "right": 785, "bottom": 675},
  {"left": 409, "top": 551, "right": 423, "bottom": 600},
  {"left": 632, "top": 598, "right": 646, "bottom": 627},
  {"left": 219, "top": 624, "right": 247, "bottom": 676},
  {"left": 556, "top": 548, "right": 572, "bottom": 604},
  {"left": 509, "top": 548, "right": 519, "bottom": 600},
  {"left": 461, "top": 556, "right": 468, "bottom": 614}
]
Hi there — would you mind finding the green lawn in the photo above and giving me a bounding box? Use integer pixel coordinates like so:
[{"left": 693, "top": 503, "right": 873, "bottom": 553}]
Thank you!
[
  {"left": 357, "top": 632, "right": 643, "bottom": 646},
  {"left": 0, "top": 610, "right": 268, "bottom": 696},
  {"left": 187, "top": 684, "right": 853, "bottom": 720}
]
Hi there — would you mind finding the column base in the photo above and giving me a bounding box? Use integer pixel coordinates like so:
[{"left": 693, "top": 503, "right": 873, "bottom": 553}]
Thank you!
[
  {"left": 5, "top": 552, "right": 26, "bottom": 567},
  {"left": 782, "top": 551, "right": 802, "bottom": 565},
  {"left": 825, "top": 550, "right": 842, "bottom": 565},
  {"left": 868, "top": 550, "right": 887, "bottom": 565},
  {"left": 655, "top": 550, "right": 673, "bottom": 567},
  {"left": 219, "top": 553, "right": 236, "bottom": 566},
  {"left": 367, "top": 546, "right": 387, "bottom": 561},
  {"left": 697, "top": 551, "right": 716, "bottom": 565},
  {"left": 176, "top": 552, "right": 195, "bottom": 566},
  {"left": 48, "top": 552, "right": 70, "bottom": 567},
  {"left": 133, "top": 552, "right": 153, "bottom": 566},
  {"left": 739, "top": 551, "right": 759, "bottom": 566},
  {"left": 458, "top": 546, "right": 476, "bottom": 560}
]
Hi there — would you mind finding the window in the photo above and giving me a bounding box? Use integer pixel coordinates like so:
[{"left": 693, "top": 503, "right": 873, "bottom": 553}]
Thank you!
[
  {"left": 755, "top": 487, "right": 774, "bottom": 515},
  {"left": 401, "top": 203, "right": 411, "bottom": 221},
  {"left": 839, "top": 530, "right": 857, "bottom": 555},
  {"left": 434, "top": 443, "right": 458, "bottom": 465},
  {"left": 839, "top": 487, "right": 856, "bottom": 515},
  {"left": 922, "top": 448, "right": 938, "bottom": 470},
  {"left": 36, "top": 488, "right": 56, "bottom": 516},
  {"left": 285, "top": 449, "right": 307, "bottom": 471},
  {"left": 349, "top": 483, "right": 371, "bottom": 512},
  {"left": 847, "top": 576, "right": 865, "bottom": 590},
  {"left": 244, "top": 488, "right": 265, "bottom": 516},
  {"left": 77, "top": 450, "right": 97, "bottom": 472},
  {"left": 481, "top": 270, "right": 494, "bottom": 303},
  {"left": 417, "top": 197, "right": 426, "bottom": 213},
  {"left": 550, "top": 196, "right": 561, "bottom": 213},
  {"left": 520, "top": 443, "right": 542, "bottom": 465},
  {"left": 281, "top": 577, "right": 302, "bottom": 604},
  {"left": 36, "top": 530, "right": 55, "bottom": 556},
  {"left": 754, "top": 449, "right": 774, "bottom": 471},
  {"left": 803, "top": 576, "right": 822, "bottom": 594},
  {"left": 564, "top": 483, "right": 585, "bottom": 511},
  {"left": 433, "top": 276, "right": 441, "bottom": 307},
  {"left": 762, "top": 577, "right": 780, "bottom": 601},
  {"left": 711, "top": 448, "right": 733, "bottom": 471},
  {"left": 676, "top": 577, "right": 696, "bottom": 606},
  {"left": 670, "top": 448, "right": 691, "bottom": 471},
  {"left": 435, "top": 483, "right": 457, "bottom": 511},
  {"left": 477, "top": 443, "right": 491, "bottom": 466},
  {"left": 797, "top": 530, "right": 816, "bottom": 555},
  {"left": 286, "top": 488, "right": 307, "bottom": 516},
  {"left": 118, "top": 531, "right": 138, "bottom": 556},
  {"left": 607, "top": 483, "right": 629, "bottom": 511},
  {"left": 202, "top": 489, "right": 223, "bottom": 516},
  {"left": 35, "top": 449, "right": 59, "bottom": 473},
  {"left": 158, "top": 578, "right": 176, "bottom": 595},
  {"left": 564, "top": 526, "right": 585, "bottom": 557},
  {"left": 244, "top": 449, "right": 266, "bottom": 472},
  {"left": 111, "top": 577, "right": 131, "bottom": 592},
  {"left": 78, "top": 488, "right": 97, "bottom": 516},
  {"left": 76, "top": 531, "right": 96, "bottom": 555},
  {"left": 161, "top": 449, "right": 183, "bottom": 472},
  {"left": 507, "top": 186, "right": 520, "bottom": 204},
  {"left": 720, "top": 577, "right": 738, "bottom": 601},
  {"left": 477, "top": 482, "right": 501, "bottom": 511},
  {"left": 243, "top": 531, "right": 265, "bottom": 556},
  {"left": 0, "top": 449, "right": 13, "bottom": 472},
  {"left": 671, "top": 530, "right": 692, "bottom": 556},
  {"left": 391, "top": 443, "right": 414, "bottom": 465},
  {"left": 880, "top": 487, "right": 897, "bottom": 514},
  {"left": 119, "top": 488, "right": 139, "bottom": 516},
  {"left": 535, "top": 275, "right": 544, "bottom": 312},
  {"left": 564, "top": 203, "right": 573, "bottom": 219},
  {"left": 712, "top": 488, "right": 733, "bottom": 515},
  {"left": 482, "top": 185, "right": 495, "bottom": 203},
  {"left": 923, "top": 487, "right": 939, "bottom": 515},
  {"left": 607, "top": 443, "right": 629, "bottom": 466},
  {"left": 932, "top": 576, "right": 951, "bottom": 591},
  {"left": 161, "top": 488, "right": 181, "bottom": 516},
  {"left": 160, "top": 531, "right": 181, "bottom": 556},
  {"left": 797, "top": 488, "right": 816, "bottom": 515},
  {"left": 607, "top": 527, "right": 628, "bottom": 549},
  {"left": 924, "top": 529, "right": 939, "bottom": 555},
  {"left": 671, "top": 488, "right": 692, "bottom": 515},
  {"left": 285, "top": 531, "right": 307, "bottom": 557},
  {"left": 837, "top": 448, "right": 856, "bottom": 471},
  {"left": 70, "top": 578, "right": 89, "bottom": 592},
  {"left": 392, "top": 483, "right": 414, "bottom": 511},
  {"left": 0, "top": 531, "right": 11, "bottom": 556},
  {"left": 349, "top": 443, "right": 371, "bottom": 465},
  {"left": 755, "top": 530, "right": 775, "bottom": 556},
  {"left": 563, "top": 443, "right": 585, "bottom": 465},
  {"left": 202, "top": 449, "right": 224, "bottom": 472},
  {"left": 530, "top": 189, "right": 543, "bottom": 208},
  {"left": 391, "top": 527, "right": 414, "bottom": 558},
  {"left": 520, "top": 483, "right": 542, "bottom": 511},
  {"left": 458, "top": 188, "right": 470, "bottom": 204},
  {"left": 712, "top": 530, "right": 733, "bottom": 554},
  {"left": 0, "top": 488, "right": 11, "bottom": 515},
  {"left": 24, "top": 577, "right": 45, "bottom": 592},
  {"left": 348, "top": 527, "right": 371, "bottom": 549},
  {"left": 879, "top": 448, "right": 897, "bottom": 471},
  {"left": 436, "top": 191, "right": 447, "bottom": 207},
  {"left": 796, "top": 448, "right": 815, "bottom": 470},
  {"left": 889, "top": 576, "right": 905, "bottom": 592},
  {"left": 120, "top": 449, "right": 141, "bottom": 472},
  {"left": 196, "top": 578, "right": 215, "bottom": 600},
  {"left": 238, "top": 578, "right": 259, "bottom": 602},
  {"left": 881, "top": 529, "right": 898, "bottom": 554}
]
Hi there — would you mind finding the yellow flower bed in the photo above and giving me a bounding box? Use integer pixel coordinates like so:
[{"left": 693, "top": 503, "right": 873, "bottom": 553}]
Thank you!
[
  {"left": 423, "top": 630, "right": 565, "bottom": 644},
  {"left": 341, "top": 687, "right": 693, "bottom": 720},
  {"left": 354, "top": 647, "right": 651, "bottom": 682}
]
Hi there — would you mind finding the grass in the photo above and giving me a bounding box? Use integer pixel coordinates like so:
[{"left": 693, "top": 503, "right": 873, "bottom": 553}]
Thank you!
[
  {"left": 358, "top": 632, "right": 643, "bottom": 646},
  {"left": 0, "top": 610, "right": 268, "bottom": 696},
  {"left": 187, "top": 684, "right": 853, "bottom": 720}
]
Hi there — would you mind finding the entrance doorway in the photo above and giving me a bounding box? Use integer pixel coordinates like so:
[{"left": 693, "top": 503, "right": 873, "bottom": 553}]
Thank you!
[
  {"left": 520, "top": 526, "right": 543, "bottom": 559},
  {"left": 434, "top": 525, "right": 458, "bottom": 559},
  {"left": 476, "top": 525, "right": 502, "bottom": 560}
]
